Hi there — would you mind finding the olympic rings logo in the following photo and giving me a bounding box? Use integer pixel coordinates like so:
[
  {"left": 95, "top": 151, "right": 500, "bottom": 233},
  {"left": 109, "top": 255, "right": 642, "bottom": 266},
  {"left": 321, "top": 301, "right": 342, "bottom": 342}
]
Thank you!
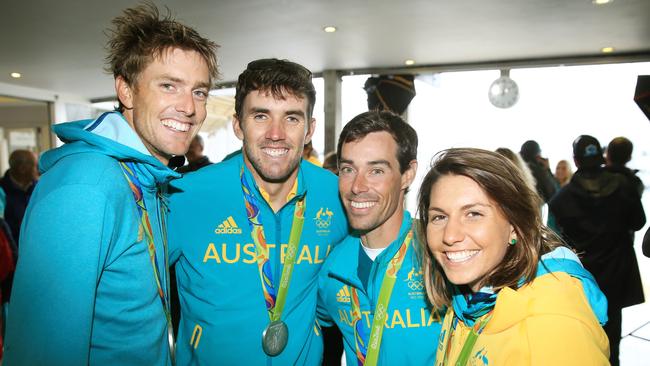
[{"left": 315, "top": 219, "right": 330, "bottom": 228}]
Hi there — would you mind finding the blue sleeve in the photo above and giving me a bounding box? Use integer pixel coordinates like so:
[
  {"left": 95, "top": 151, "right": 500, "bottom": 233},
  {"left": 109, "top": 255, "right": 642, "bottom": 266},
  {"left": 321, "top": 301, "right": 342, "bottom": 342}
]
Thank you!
[
  {"left": 4, "top": 186, "right": 113, "bottom": 366},
  {"left": 166, "top": 189, "right": 184, "bottom": 265},
  {"left": 331, "top": 205, "right": 349, "bottom": 251},
  {"left": 316, "top": 265, "right": 334, "bottom": 327}
]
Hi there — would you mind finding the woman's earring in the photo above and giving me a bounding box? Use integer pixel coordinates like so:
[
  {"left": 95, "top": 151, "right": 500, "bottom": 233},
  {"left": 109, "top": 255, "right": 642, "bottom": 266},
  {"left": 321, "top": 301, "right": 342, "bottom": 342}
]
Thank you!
[{"left": 509, "top": 238, "right": 517, "bottom": 246}]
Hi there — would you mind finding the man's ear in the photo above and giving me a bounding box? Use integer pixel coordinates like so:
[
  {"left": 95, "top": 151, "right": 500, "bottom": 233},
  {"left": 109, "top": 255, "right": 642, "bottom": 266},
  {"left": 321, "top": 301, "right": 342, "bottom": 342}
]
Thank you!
[
  {"left": 303, "top": 117, "right": 316, "bottom": 145},
  {"left": 232, "top": 114, "right": 244, "bottom": 141},
  {"left": 115, "top": 76, "right": 134, "bottom": 110},
  {"left": 401, "top": 160, "right": 418, "bottom": 190}
]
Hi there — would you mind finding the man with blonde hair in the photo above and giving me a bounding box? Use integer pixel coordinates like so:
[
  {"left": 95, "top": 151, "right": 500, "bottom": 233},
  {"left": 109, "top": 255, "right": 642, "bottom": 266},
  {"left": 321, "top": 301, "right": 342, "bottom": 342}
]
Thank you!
[{"left": 4, "top": 4, "right": 218, "bottom": 365}]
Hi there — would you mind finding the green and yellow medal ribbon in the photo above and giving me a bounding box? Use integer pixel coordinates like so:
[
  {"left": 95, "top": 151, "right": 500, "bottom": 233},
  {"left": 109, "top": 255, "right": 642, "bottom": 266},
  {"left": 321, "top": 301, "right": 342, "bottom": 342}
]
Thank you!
[
  {"left": 350, "top": 229, "right": 413, "bottom": 366},
  {"left": 119, "top": 162, "right": 175, "bottom": 365},
  {"left": 439, "top": 310, "right": 493, "bottom": 366},
  {"left": 240, "top": 167, "right": 305, "bottom": 322}
]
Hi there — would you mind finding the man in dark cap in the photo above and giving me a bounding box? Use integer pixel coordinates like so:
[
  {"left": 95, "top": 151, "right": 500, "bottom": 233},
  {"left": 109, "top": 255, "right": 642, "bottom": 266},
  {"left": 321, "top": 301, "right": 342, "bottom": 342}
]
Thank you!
[
  {"left": 549, "top": 135, "right": 646, "bottom": 366},
  {"left": 519, "top": 140, "right": 558, "bottom": 203}
]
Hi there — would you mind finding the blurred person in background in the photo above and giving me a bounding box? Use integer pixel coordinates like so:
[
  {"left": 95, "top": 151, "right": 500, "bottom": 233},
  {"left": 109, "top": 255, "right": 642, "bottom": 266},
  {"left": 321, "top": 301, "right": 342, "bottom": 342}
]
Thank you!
[
  {"left": 322, "top": 151, "right": 338, "bottom": 175},
  {"left": 550, "top": 135, "right": 645, "bottom": 366},
  {"left": 554, "top": 160, "right": 573, "bottom": 187},
  {"left": 605, "top": 136, "right": 643, "bottom": 197},
  {"left": 0, "top": 150, "right": 38, "bottom": 243},
  {"left": 495, "top": 147, "right": 537, "bottom": 195},
  {"left": 520, "top": 140, "right": 558, "bottom": 203},
  {"left": 177, "top": 134, "right": 212, "bottom": 173},
  {"left": 303, "top": 141, "right": 322, "bottom": 166}
]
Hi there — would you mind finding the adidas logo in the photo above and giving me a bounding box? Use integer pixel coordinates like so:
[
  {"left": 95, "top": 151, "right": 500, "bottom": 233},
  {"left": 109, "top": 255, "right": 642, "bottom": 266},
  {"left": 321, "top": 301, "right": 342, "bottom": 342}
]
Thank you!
[
  {"left": 214, "top": 216, "right": 243, "bottom": 235},
  {"left": 336, "top": 285, "right": 351, "bottom": 303}
]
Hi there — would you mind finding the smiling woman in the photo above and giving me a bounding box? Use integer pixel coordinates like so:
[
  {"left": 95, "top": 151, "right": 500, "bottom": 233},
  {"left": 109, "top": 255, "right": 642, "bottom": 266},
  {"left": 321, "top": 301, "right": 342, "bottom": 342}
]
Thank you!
[{"left": 416, "top": 148, "right": 610, "bottom": 366}]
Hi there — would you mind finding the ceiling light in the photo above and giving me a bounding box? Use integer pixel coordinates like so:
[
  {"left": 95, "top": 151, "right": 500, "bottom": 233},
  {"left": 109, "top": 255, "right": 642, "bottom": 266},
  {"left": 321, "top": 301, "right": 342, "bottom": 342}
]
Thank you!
[
  {"left": 601, "top": 47, "right": 615, "bottom": 53},
  {"left": 323, "top": 26, "right": 337, "bottom": 33},
  {"left": 404, "top": 59, "right": 416, "bottom": 66},
  {"left": 592, "top": 0, "right": 612, "bottom": 5},
  {"left": 10, "top": 72, "right": 21, "bottom": 78}
]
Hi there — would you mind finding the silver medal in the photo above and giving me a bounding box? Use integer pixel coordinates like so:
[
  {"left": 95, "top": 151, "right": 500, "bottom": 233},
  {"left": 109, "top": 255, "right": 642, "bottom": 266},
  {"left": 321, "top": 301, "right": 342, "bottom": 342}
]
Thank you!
[
  {"left": 262, "top": 320, "right": 289, "bottom": 357},
  {"left": 168, "top": 325, "right": 176, "bottom": 365}
]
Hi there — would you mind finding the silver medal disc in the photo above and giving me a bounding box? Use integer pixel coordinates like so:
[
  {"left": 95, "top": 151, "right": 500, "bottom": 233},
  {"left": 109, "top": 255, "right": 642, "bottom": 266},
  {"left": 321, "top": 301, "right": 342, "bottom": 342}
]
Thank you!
[
  {"left": 167, "top": 325, "right": 176, "bottom": 364},
  {"left": 262, "top": 320, "right": 289, "bottom": 357}
]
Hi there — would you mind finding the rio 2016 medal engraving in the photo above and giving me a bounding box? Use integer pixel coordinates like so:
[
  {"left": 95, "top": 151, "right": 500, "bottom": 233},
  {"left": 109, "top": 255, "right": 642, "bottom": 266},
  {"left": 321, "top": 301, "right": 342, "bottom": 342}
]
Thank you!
[{"left": 262, "top": 320, "right": 289, "bottom": 357}]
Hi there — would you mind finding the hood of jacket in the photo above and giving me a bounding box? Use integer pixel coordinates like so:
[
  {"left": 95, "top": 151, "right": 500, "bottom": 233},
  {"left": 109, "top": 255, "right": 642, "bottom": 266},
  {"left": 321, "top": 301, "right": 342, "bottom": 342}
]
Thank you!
[
  {"left": 40, "top": 111, "right": 180, "bottom": 187},
  {"left": 570, "top": 168, "right": 626, "bottom": 199},
  {"left": 485, "top": 271, "right": 603, "bottom": 334}
]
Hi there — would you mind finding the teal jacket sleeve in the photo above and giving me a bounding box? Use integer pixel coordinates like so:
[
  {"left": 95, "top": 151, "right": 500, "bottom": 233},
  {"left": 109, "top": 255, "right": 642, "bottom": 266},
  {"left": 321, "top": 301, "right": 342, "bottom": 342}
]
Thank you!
[
  {"left": 4, "top": 185, "right": 114, "bottom": 366},
  {"left": 166, "top": 190, "right": 182, "bottom": 265},
  {"left": 316, "top": 265, "right": 334, "bottom": 327}
]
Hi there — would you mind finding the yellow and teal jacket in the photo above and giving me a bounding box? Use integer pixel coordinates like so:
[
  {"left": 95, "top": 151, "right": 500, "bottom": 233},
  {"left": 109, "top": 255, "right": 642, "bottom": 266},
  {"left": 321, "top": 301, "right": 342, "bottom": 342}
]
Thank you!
[
  {"left": 435, "top": 271, "right": 610, "bottom": 365},
  {"left": 5, "top": 112, "right": 177, "bottom": 365},
  {"left": 167, "top": 154, "right": 348, "bottom": 365},
  {"left": 317, "top": 212, "right": 443, "bottom": 366}
]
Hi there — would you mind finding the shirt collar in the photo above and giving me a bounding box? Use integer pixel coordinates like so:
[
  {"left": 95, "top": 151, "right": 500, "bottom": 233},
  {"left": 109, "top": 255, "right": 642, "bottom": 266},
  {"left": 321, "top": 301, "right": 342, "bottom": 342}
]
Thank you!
[
  {"left": 259, "top": 178, "right": 298, "bottom": 205},
  {"left": 239, "top": 154, "right": 306, "bottom": 208}
]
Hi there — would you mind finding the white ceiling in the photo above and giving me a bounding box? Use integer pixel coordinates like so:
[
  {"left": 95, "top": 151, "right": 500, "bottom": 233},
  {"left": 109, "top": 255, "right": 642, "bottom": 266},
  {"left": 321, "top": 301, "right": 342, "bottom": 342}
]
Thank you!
[{"left": 1, "top": 0, "right": 649, "bottom": 101}]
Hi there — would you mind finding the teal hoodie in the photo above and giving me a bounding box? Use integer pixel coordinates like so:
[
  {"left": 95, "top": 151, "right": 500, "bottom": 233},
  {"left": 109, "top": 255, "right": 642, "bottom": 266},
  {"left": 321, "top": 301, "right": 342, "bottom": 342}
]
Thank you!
[
  {"left": 4, "top": 112, "right": 178, "bottom": 366},
  {"left": 318, "top": 212, "right": 443, "bottom": 366},
  {"left": 167, "top": 154, "right": 348, "bottom": 365}
]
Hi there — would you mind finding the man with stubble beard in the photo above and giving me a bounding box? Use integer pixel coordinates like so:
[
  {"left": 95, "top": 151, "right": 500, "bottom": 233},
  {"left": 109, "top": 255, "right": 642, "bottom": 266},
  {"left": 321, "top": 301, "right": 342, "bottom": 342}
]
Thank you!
[
  {"left": 317, "top": 110, "right": 443, "bottom": 366},
  {"left": 5, "top": 4, "right": 218, "bottom": 365},
  {"left": 167, "top": 59, "right": 348, "bottom": 365}
]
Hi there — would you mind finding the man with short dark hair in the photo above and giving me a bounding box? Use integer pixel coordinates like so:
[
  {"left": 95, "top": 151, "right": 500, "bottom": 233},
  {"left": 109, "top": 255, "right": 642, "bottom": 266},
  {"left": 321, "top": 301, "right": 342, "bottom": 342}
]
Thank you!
[
  {"left": 4, "top": 4, "right": 218, "bottom": 365},
  {"left": 549, "top": 134, "right": 646, "bottom": 366},
  {"left": 0, "top": 149, "right": 38, "bottom": 243},
  {"left": 317, "top": 110, "right": 442, "bottom": 365},
  {"left": 605, "top": 136, "right": 644, "bottom": 197},
  {"left": 167, "top": 58, "right": 348, "bottom": 365}
]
